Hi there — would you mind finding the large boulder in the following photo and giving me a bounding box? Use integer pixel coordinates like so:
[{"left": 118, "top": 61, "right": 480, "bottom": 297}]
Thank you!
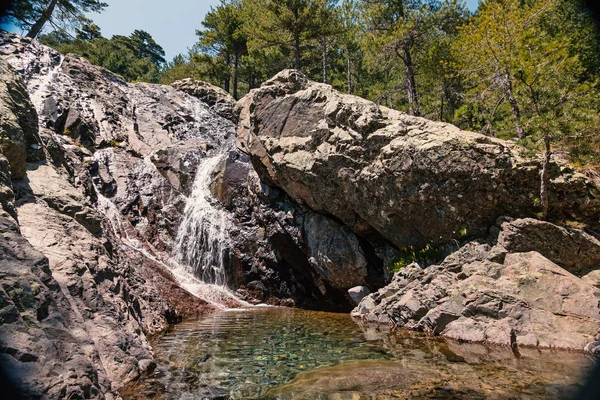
[
  {"left": 352, "top": 218, "right": 600, "bottom": 353},
  {"left": 236, "top": 70, "right": 600, "bottom": 249},
  {"left": 497, "top": 217, "right": 600, "bottom": 275}
]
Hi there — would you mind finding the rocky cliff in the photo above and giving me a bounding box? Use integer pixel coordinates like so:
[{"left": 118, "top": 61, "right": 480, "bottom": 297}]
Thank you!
[{"left": 0, "top": 33, "right": 227, "bottom": 398}]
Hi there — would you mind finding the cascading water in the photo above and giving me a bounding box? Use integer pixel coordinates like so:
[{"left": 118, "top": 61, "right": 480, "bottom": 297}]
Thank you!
[
  {"left": 91, "top": 149, "right": 246, "bottom": 309},
  {"left": 173, "top": 154, "right": 231, "bottom": 287}
]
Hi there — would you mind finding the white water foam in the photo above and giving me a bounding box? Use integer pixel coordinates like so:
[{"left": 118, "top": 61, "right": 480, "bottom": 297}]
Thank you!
[
  {"left": 91, "top": 150, "right": 247, "bottom": 309},
  {"left": 173, "top": 154, "right": 230, "bottom": 287}
]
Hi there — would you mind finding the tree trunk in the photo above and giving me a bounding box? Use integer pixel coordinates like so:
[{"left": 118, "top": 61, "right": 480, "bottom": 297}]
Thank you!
[
  {"left": 224, "top": 76, "right": 230, "bottom": 94},
  {"left": 503, "top": 71, "right": 526, "bottom": 138},
  {"left": 322, "top": 37, "right": 327, "bottom": 84},
  {"left": 233, "top": 54, "right": 239, "bottom": 100},
  {"left": 26, "top": 0, "right": 58, "bottom": 38},
  {"left": 402, "top": 42, "right": 420, "bottom": 117},
  {"left": 346, "top": 50, "right": 353, "bottom": 94},
  {"left": 294, "top": 34, "right": 301, "bottom": 70},
  {"left": 224, "top": 54, "right": 231, "bottom": 94},
  {"left": 540, "top": 135, "right": 551, "bottom": 219},
  {"left": 439, "top": 86, "right": 445, "bottom": 121}
]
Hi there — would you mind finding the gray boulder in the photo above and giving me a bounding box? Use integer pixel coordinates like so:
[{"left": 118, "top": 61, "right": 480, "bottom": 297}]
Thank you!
[
  {"left": 236, "top": 70, "right": 600, "bottom": 249},
  {"left": 497, "top": 217, "right": 600, "bottom": 275},
  {"left": 348, "top": 286, "right": 371, "bottom": 305}
]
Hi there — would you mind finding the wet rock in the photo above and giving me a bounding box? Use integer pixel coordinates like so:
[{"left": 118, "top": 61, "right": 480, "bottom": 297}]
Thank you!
[
  {"left": 236, "top": 70, "right": 600, "bottom": 249},
  {"left": 264, "top": 360, "right": 419, "bottom": 398},
  {"left": 0, "top": 32, "right": 215, "bottom": 398},
  {"left": 304, "top": 211, "right": 368, "bottom": 290}
]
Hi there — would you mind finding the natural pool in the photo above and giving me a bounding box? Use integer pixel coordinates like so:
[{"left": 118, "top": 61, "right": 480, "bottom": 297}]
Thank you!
[{"left": 123, "top": 307, "right": 596, "bottom": 399}]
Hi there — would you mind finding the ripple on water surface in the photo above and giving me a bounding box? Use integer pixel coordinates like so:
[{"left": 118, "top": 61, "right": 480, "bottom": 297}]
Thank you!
[{"left": 123, "top": 307, "right": 596, "bottom": 399}]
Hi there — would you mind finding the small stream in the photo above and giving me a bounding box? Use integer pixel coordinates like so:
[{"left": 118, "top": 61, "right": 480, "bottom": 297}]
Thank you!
[{"left": 123, "top": 307, "right": 595, "bottom": 399}]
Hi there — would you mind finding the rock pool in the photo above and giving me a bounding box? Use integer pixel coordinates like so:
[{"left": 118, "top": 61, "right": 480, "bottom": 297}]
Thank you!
[{"left": 123, "top": 307, "right": 596, "bottom": 399}]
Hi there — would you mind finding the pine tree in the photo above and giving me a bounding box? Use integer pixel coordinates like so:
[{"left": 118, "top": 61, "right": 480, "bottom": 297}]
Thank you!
[
  {"left": 360, "top": 0, "right": 460, "bottom": 117},
  {"left": 242, "top": 0, "right": 338, "bottom": 70},
  {"left": 197, "top": 0, "right": 248, "bottom": 98},
  {"left": 455, "top": 0, "right": 600, "bottom": 218},
  {"left": 8, "top": 0, "right": 107, "bottom": 39}
]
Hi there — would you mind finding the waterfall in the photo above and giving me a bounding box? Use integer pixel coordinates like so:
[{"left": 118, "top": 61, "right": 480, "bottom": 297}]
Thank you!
[{"left": 173, "top": 154, "right": 230, "bottom": 286}]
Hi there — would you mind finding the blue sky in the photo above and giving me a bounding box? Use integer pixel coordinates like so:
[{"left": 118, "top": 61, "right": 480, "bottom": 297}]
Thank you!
[
  {"left": 4, "top": 0, "right": 481, "bottom": 62},
  {"left": 88, "top": 0, "right": 219, "bottom": 61}
]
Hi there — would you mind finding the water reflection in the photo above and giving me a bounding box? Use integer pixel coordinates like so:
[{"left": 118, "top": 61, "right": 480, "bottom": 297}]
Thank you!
[{"left": 123, "top": 307, "right": 595, "bottom": 399}]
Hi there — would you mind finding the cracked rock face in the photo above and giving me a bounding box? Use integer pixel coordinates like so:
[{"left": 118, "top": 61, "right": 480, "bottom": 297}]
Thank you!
[
  {"left": 4, "top": 31, "right": 600, "bottom": 398},
  {"left": 352, "top": 218, "right": 600, "bottom": 352},
  {"left": 171, "top": 78, "right": 237, "bottom": 122},
  {"left": 236, "top": 70, "right": 600, "bottom": 249},
  {"left": 1, "top": 31, "right": 235, "bottom": 253},
  {"left": 236, "top": 70, "right": 600, "bottom": 353}
]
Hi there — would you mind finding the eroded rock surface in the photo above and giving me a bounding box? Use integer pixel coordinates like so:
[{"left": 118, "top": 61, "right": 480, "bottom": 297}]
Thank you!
[
  {"left": 497, "top": 217, "right": 600, "bottom": 275},
  {"left": 0, "top": 33, "right": 385, "bottom": 397},
  {"left": 236, "top": 70, "right": 600, "bottom": 249},
  {"left": 4, "top": 32, "right": 600, "bottom": 397},
  {"left": 0, "top": 57, "right": 41, "bottom": 180},
  {"left": 221, "top": 159, "right": 384, "bottom": 311}
]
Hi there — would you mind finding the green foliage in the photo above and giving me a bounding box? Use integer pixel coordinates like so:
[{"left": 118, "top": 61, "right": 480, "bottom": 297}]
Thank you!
[
  {"left": 387, "top": 244, "right": 441, "bottom": 273},
  {"left": 358, "top": 0, "right": 468, "bottom": 117},
  {"left": 454, "top": 0, "right": 600, "bottom": 150},
  {"left": 20, "top": 0, "right": 599, "bottom": 172},
  {"left": 242, "top": 0, "right": 339, "bottom": 69},
  {"left": 7, "top": 0, "right": 107, "bottom": 38},
  {"left": 196, "top": 0, "right": 248, "bottom": 97},
  {"left": 39, "top": 28, "right": 165, "bottom": 83}
]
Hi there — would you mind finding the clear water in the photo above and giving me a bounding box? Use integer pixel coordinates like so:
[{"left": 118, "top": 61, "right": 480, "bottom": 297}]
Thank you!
[{"left": 123, "top": 307, "right": 596, "bottom": 399}]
